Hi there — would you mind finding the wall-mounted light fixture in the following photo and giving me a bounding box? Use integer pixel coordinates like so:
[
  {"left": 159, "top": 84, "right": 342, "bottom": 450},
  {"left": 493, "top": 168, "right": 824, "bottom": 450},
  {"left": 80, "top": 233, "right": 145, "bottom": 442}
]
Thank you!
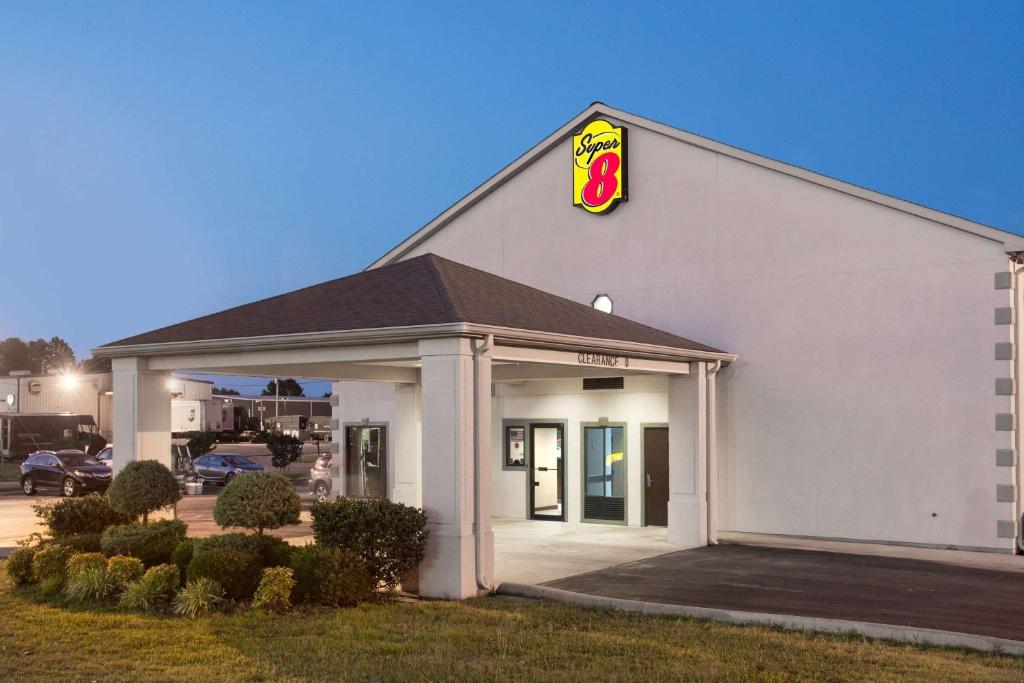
[{"left": 591, "top": 293, "right": 614, "bottom": 314}]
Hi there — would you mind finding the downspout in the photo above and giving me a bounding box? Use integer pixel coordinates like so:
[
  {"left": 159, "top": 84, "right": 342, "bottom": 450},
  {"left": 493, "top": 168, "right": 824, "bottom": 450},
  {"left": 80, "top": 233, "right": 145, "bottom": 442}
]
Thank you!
[
  {"left": 473, "top": 333, "right": 495, "bottom": 592},
  {"left": 706, "top": 360, "right": 722, "bottom": 545}
]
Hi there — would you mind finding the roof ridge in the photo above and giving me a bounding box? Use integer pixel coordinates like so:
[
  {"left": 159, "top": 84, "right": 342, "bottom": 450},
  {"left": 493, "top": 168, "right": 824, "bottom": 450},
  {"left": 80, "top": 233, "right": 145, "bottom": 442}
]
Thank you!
[{"left": 421, "top": 254, "right": 468, "bottom": 323}]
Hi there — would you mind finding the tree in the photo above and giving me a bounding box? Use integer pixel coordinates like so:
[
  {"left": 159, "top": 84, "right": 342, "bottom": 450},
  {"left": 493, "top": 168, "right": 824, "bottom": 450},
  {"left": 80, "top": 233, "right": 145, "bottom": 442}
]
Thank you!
[
  {"left": 266, "top": 432, "right": 303, "bottom": 471},
  {"left": 213, "top": 387, "right": 240, "bottom": 395},
  {"left": 213, "top": 472, "right": 301, "bottom": 535},
  {"left": 81, "top": 356, "right": 112, "bottom": 373},
  {"left": 107, "top": 460, "right": 182, "bottom": 524},
  {"left": 0, "top": 336, "right": 78, "bottom": 375},
  {"left": 261, "top": 378, "right": 304, "bottom": 397}
]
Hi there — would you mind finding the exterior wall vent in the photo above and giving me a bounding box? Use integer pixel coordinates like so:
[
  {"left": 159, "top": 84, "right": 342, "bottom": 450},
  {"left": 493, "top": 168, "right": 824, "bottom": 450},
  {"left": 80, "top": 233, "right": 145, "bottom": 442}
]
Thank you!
[{"left": 583, "top": 377, "right": 624, "bottom": 391}]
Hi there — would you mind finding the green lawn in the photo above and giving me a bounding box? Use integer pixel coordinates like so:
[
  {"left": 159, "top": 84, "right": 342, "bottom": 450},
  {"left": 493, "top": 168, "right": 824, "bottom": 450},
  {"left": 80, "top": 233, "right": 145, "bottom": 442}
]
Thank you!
[{"left": 0, "top": 568, "right": 1021, "bottom": 682}]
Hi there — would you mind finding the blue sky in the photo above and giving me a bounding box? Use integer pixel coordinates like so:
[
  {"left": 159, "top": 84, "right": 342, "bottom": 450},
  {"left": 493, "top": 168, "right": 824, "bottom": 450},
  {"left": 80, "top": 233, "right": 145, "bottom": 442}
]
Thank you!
[{"left": 1, "top": 1, "right": 1022, "bottom": 394}]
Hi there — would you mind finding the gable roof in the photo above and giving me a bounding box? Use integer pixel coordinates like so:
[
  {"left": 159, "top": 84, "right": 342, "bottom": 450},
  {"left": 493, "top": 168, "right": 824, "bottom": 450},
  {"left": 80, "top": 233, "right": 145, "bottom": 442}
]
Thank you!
[
  {"left": 99, "top": 254, "right": 728, "bottom": 358},
  {"left": 369, "top": 102, "right": 1024, "bottom": 268}
]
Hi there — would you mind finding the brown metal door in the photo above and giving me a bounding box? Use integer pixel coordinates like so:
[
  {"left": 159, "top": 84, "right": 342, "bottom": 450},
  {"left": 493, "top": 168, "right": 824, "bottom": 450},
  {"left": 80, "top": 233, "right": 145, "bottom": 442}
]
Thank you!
[{"left": 643, "top": 427, "right": 669, "bottom": 526}]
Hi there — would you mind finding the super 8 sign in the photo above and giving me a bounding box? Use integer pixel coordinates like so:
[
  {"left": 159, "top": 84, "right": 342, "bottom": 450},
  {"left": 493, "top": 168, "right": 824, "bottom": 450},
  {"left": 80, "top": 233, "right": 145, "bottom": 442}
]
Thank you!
[{"left": 572, "top": 119, "right": 627, "bottom": 214}]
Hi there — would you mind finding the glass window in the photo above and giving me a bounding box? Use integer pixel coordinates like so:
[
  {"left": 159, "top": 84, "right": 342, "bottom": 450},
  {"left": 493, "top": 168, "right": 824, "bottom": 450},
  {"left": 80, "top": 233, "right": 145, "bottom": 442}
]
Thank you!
[
  {"left": 346, "top": 426, "right": 387, "bottom": 498},
  {"left": 504, "top": 425, "right": 526, "bottom": 467},
  {"left": 583, "top": 425, "right": 626, "bottom": 522}
]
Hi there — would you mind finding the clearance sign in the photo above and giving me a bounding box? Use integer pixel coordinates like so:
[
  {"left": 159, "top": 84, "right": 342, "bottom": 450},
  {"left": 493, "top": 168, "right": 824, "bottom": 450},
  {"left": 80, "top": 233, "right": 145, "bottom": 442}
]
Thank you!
[{"left": 572, "top": 119, "right": 628, "bottom": 214}]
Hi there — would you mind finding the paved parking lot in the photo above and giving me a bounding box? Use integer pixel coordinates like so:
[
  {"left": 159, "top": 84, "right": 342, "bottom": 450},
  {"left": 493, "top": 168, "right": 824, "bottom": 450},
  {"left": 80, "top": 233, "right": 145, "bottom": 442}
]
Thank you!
[
  {"left": 545, "top": 543, "right": 1024, "bottom": 642},
  {"left": 0, "top": 483, "right": 315, "bottom": 553}
]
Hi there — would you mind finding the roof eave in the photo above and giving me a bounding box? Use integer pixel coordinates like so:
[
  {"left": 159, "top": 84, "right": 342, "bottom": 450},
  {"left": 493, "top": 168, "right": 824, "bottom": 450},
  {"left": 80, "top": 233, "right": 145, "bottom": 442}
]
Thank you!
[{"left": 92, "top": 321, "right": 735, "bottom": 366}]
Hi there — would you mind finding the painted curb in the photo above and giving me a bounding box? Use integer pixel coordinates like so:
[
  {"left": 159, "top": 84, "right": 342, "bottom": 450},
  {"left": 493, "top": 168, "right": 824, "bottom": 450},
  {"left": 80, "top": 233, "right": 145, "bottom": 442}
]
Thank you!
[{"left": 495, "top": 582, "right": 1024, "bottom": 656}]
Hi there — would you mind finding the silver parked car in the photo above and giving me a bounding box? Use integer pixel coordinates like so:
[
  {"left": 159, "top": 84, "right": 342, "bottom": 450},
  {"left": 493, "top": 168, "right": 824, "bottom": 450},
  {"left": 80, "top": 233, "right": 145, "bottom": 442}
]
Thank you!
[{"left": 310, "top": 455, "right": 333, "bottom": 502}]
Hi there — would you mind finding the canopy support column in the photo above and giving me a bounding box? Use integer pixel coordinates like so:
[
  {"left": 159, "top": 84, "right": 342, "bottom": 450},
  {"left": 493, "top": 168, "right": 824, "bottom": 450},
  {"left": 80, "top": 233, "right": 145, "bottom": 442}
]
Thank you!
[
  {"left": 667, "top": 362, "right": 709, "bottom": 548},
  {"left": 111, "top": 357, "right": 171, "bottom": 474},
  {"left": 417, "top": 337, "right": 491, "bottom": 599}
]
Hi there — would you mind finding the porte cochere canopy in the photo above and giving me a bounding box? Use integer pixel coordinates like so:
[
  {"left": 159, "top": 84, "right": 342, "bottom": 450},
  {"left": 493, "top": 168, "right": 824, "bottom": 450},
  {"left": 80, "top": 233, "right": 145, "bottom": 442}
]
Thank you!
[{"left": 93, "top": 254, "right": 734, "bottom": 600}]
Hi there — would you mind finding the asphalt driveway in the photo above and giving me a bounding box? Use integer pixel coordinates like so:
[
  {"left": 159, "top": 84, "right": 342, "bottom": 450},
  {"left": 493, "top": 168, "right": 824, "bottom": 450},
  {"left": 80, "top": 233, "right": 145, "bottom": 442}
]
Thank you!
[{"left": 544, "top": 543, "right": 1024, "bottom": 642}]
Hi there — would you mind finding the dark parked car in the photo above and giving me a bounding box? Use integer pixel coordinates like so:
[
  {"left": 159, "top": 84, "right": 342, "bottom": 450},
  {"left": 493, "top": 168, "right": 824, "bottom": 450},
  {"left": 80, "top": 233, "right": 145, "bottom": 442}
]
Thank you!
[
  {"left": 309, "top": 455, "right": 333, "bottom": 502},
  {"left": 193, "top": 453, "right": 264, "bottom": 484},
  {"left": 20, "top": 449, "right": 113, "bottom": 497}
]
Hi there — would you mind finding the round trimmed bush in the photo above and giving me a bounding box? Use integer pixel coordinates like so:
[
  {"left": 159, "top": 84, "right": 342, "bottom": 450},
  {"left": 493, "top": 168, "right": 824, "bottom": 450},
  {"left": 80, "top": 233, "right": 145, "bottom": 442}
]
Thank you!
[
  {"left": 253, "top": 566, "right": 295, "bottom": 613},
  {"left": 171, "top": 539, "right": 194, "bottom": 579},
  {"left": 32, "top": 494, "right": 134, "bottom": 538},
  {"left": 186, "top": 547, "right": 261, "bottom": 601},
  {"left": 100, "top": 520, "right": 188, "bottom": 566},
  {"left": 107, "top": 460, "right": 181, "bottom": 524},
  {"left": 311, "top": 497, "right": 428, "bottom": 591},
  {"left": 289, "top": 545, "right": 372, "bottom": 607},
  {"left": 193, "top": 533, "right": 293, "bottom": 568},
  {"left": 107, "top": 555, "right": 145, "bottom": 590},
  {"left": 66, "top": 552, "right": 107, "bottom": 582},
  {"left": 57, "top": 533, "right": 103, "bottom": 553},
  {"left": 6, "top": 547, "right": 38, "bottom": 586},
  {"left": 32, "top": 544, "right": 74, "bottom": 586},
  {"left": 214, "top": 472, "right": 301, "bottom": 535}
]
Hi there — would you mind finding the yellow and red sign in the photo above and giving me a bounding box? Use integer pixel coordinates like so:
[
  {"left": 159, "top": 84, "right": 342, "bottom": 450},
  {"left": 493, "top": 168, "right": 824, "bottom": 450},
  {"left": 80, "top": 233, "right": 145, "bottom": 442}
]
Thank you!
[{"left": 572, "top": 119, "right": 627, "bottom": 214}]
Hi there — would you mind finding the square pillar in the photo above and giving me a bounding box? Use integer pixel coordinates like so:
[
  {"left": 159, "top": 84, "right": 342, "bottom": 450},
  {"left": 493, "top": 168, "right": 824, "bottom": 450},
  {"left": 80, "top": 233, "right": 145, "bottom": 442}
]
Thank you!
[
  {"left": 666, "top": 363, "right": 708, "bottom": 548},
  {"left": 393, "top": 382, "right": 422, "bottom": 508},
  {"left": 111, "top": 357, "right": 171, "bottom": 474},
  {"left": 417, "top": 337, "right": 492, "bottom": 599}
]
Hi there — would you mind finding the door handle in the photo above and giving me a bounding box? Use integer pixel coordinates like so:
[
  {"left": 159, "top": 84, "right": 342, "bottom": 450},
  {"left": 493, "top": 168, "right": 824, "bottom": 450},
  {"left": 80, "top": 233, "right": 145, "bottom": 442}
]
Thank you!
[
  {"left": 537, "top": 467, "right": 549, "bottom": 472},
  {"left": 533, "top": 481, "right": 540, "bottom": 487},
  {"left": 645, "top": 473, "right": 653, "bottom": 488}
]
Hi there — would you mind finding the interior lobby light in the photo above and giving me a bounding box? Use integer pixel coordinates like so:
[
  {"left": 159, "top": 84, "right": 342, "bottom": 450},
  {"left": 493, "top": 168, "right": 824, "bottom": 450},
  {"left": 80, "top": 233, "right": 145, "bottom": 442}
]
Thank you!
[{"left": 591, "top": 294, "right": 614, "bottom": 314}]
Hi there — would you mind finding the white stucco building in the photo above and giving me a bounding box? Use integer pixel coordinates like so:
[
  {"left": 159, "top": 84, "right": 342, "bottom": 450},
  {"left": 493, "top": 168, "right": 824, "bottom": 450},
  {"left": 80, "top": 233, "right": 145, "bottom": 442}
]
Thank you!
[{"left": 96, "top": 103, "right": 1024, "bottom": 599}]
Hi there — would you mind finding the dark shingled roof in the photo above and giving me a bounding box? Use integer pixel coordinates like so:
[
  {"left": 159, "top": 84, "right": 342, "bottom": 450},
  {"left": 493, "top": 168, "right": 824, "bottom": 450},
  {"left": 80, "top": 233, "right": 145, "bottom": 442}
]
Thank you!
[{"left": 102, "top": 254, "right": 725, "bottom": 355}]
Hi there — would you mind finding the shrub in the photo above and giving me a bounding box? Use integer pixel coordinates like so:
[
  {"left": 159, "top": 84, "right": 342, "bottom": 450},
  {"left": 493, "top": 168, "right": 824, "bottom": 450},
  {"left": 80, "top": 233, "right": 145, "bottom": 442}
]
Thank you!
[
  {"left": 311, "top": 497, "right": 428, "bottom": 591},
  {"left": 100, "top": 520, "right": 188, "bottom": 566},
  {"left": 193, "top": 533, "right": 293, "bottom": 568},
  {"left": 32, "top": 544, "right": 74, "bottom": 587},
  {"left": 57, "top": 533, "right": 103, "bottom": 553},
  {"left": 6, "top": 547, "right": 37, "bottom": 586},
  {"left": 253, "top": 567, "right": 294, "bottom": 613},
  {"left": 65, "top": 566, "right": 115, "bottom": 603},
  {"left": 107, "top": 460, "right": 181, "bottom": 524},
  {"left": 187, "top": 547, "right": 261, "bottom": 601},
  {"left": 66, "top": 552, "right": 107, "bottom": 582},
  {"left": 118, "top": 564, "right": 179, "bottom": 611},
  {"left": 289, "top": 545, "right": 372, "bottom": 607},
  {"left": 213, "top": 472, "right": 301, "bottom": 535},
  {"left": 266, "top": 432, "right": 302, "bottom": 471},
  {"left": 171, "top": 539, "right": 194, "bottom": 578},
  {"left": 173, "top": 578, "right": 225, "bottom": 618},
  {"left": 32, "top": 494, "right": 134, "bottom": 538},
  {"left": 107, "top": 555, "right": 145, "bottom": 590}
]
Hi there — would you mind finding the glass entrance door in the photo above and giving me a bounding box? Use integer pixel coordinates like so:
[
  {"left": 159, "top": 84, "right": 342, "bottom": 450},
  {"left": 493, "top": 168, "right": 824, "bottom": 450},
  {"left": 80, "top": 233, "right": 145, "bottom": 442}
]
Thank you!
[
  {"left": 345, "top": 425, "right": 387, "bottom": 499},
  {"left": 583, "top": 425, "right": 626, "bottom": 523},
  {"left": 530, "top": 423, "right": 564, "bottom": 521}
]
